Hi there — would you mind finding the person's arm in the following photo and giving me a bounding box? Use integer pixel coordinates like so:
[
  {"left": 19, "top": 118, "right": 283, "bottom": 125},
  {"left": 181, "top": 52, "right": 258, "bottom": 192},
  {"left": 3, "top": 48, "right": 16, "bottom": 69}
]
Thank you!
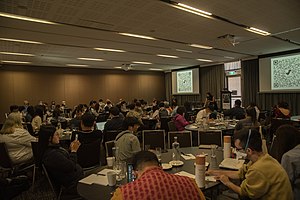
[
  {"left": 281, "top": 154, "right": 294, "bottom": 182},
  {"left": 206, "top": 169, "right": 240, "bottom": 179},
  {"left": 178, "top": 115, "right": 189, "bottom": 126},
  {"left": 218, "top": 175, "right": 242, "bottom": 195},
  {"left": 130, "top": 135, "right": 141, "bottom": 153},
  {"left": 111, "top": 188, "right": 123, "bottom": 200}
]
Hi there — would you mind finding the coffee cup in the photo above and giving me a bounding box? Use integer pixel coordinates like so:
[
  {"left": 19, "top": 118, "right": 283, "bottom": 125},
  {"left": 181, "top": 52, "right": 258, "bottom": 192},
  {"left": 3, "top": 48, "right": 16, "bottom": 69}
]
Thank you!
[
  {"left": 107, "top": 171, "right": 117, "bottom": 186},
  {"left": 106, "top": 157, "right": 115, "bottom": 167}
]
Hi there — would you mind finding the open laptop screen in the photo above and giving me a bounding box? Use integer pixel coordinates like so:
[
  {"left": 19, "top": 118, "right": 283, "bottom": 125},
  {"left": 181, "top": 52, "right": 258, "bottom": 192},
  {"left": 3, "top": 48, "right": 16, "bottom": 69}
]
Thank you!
[{"left": 96, "top": 122, "right": 106, "bottom": 131}]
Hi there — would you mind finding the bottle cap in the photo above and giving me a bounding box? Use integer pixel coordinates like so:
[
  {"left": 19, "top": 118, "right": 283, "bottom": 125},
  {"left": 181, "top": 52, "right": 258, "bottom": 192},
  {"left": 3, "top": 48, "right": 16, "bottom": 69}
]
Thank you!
[
  {"left": 195, "top": 155, "right": 205, "bottom": 165},
  {"left": 224, "top": 136, "right": 231, "bottom": 143}
]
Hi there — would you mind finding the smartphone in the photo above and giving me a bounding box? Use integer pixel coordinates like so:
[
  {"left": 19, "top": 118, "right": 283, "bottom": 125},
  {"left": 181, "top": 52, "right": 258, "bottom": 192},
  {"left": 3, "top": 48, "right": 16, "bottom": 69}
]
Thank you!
[
  {"left": 127, "top": 163, "right": 135, "bottom": 183},
  {"left": 75, "top": 134, "right": 78, "bottom": 141}
]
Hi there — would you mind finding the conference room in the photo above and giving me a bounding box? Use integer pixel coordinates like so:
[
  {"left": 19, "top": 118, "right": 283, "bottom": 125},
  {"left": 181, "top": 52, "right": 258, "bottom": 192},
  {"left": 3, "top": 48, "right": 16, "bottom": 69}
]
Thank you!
[{"left": 0, "top": 0, "right": 300, "bottom": 199}]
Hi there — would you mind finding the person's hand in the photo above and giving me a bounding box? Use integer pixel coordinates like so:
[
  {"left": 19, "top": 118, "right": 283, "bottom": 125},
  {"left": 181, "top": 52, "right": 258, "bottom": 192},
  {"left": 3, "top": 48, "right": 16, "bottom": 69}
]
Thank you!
[
  {"left": 70, "top": 140, "right": 81, "bottom": 152},
  {"left": 216, "top": 175, "right": 231, "bottom": 186}
]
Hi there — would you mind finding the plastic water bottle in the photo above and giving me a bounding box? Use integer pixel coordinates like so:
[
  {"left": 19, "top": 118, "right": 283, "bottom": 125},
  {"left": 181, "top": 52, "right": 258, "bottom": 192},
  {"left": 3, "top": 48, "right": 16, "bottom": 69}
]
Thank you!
[{"left": 172, "top": 137, "right": 180, "bottom": 164}]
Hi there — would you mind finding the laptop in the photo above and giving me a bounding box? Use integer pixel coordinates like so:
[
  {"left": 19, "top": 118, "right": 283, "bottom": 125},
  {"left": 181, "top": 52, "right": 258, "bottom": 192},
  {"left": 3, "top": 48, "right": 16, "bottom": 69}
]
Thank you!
[{"left": 96, "top": 122, "right": 106, "bottom": 131}]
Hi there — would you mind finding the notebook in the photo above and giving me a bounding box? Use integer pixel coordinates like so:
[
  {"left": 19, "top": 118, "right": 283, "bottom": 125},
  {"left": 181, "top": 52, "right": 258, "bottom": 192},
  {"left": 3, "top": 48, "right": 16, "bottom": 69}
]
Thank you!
[{"left": 219, "top": 158, "right": 245, "bottom": 170}]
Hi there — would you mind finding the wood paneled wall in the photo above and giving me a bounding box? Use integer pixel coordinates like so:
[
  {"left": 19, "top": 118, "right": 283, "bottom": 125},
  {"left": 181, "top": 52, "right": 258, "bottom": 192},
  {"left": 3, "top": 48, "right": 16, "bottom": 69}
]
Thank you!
[{"left": 0, "top": 65, "right": 166, "bottom": 123}]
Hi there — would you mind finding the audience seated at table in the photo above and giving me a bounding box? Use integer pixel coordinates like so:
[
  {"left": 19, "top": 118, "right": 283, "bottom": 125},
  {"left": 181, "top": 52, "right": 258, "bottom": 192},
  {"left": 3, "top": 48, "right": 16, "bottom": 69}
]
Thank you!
[
  {"left": 223, "top": 99, "right": 246, "bottom": 120},
  {"left": 235, "top": 105, "right": 259, "bottom": 131},
  {"left": 126, "top": 103, "right": 144, "bottom": 126},
  {"left": 164, "top": 101, "right": 172, "bottom": 115},
  {"left": 71, "top": 112, "right": 102, "bottom": 143},
  {"left": 152, "top": 102, "right": 168, "bottom": 120},
  {"left": 24, "top": 106, "right": 34, "bottom": 123},
  {"left": 111, "top": 151, "right": 205, "bottom": 200},
  {"left": 249, "top": 102, "right": 260, "bottom": 120},
  {"left": 195, "top": 104, "right": 216, "bottom": 123},
  {"left": 205, "top": 92, "right": 218, "bottom": 111},
  {"left": 103, "top": 107, "right": 124, "bottom": 132},
  {"left": 279, "top": 125, "right": 300, "bottom": 200},
  {"left": 115, "top": 117, "right": 141, "bottom": 162},
  {"left": 207, "top": 128, "right": 293, "bottom": 200},
  {"left": 69, "top": 105, "right": 83, "bottom": 130},
  {"left": 173, "top": 106, "right": 189, "bottom": 131},
  {"left": 38, "top": 125, "right": 83, "bottom": 198},
  {"left": 89, "top": 100, "right": 99, "bottom": 117},
  {"left": 0, "top": 113, "right": 36, "bottom": 165},
  {"left": 273, "top": 101, "right": 291, "bottom": 119},
  {"left": 170, "top": 102, "right": 178, "bottom": 117}
]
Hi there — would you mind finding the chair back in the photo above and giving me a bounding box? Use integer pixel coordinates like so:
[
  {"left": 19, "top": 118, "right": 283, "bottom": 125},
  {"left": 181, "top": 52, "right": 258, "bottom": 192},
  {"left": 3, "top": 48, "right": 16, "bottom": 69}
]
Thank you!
[
  {"left": 142, "top": 130, "right": 166, "bottom": 151},
  {"left": 160, "top": 117, "right": 171, "bottom": 133},
  {"left": 0, "top": 142, "right": 13, "bottom": 169},
  {"left": 77, "top": 139, "right": 101, "bottom": 169},
  {"left": 105, "top": 141, "right": 115, "bottom": 157},
  {"left": 42, "top": 164, "right": 62, "bottom": 199},
  {"left": 198, "top": 130, "right": 222, "bottom": 147},
  {"left": 103, "top": 130, "right": 122, "bottom": 144},
  {"left": 31, "top": 142, "right": 41, "bottom": 167},
  {"left": 168, "top": 131, "right": 192, "bottom": 149},
  {"left": 26, "top": 123, "right": 35, "bottom": 136},
  {"left": 167, "top": 121, "right": 177, "bottom": 131}
]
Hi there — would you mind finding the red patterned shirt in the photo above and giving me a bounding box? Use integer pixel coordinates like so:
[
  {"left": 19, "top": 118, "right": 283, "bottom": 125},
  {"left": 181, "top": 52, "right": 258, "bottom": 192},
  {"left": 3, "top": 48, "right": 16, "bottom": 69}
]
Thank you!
[{"left": 111, "top": 166, "right": 205, "bottom": 200}]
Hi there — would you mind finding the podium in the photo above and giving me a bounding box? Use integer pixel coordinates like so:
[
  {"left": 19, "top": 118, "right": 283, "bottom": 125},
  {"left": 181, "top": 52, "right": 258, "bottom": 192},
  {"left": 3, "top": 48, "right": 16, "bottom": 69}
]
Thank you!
[{"left": 220, "top": 90, "right": 232, "bottom": 110}]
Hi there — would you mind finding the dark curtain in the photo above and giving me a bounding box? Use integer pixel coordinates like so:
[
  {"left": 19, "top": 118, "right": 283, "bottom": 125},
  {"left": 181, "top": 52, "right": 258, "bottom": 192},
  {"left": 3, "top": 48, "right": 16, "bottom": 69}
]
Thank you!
[
  {"left": 200, "top": 64, "right": 225, "bottom": 107},
  {"left": 165, "top": 72, "right": 172, "bottom": 102},
  {"left": 241, "top": 59, "right": 259, "bottom": 107}
]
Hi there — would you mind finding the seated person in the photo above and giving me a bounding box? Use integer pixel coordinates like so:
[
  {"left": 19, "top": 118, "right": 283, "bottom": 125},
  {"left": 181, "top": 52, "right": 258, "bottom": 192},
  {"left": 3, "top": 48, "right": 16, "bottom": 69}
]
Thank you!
[
  {"left": 152, "top": 102, "right": 168, "bottom": 120},
  {"left": 126, "top": 103, "right": 143, "bottom": 125},
  {"left": 103, "top": 107, "right": 124, "bottom": 132},
  {"left": 280, "top": 126, "right": 300, "bottom": 200},
  {"left": 71, "top": 112, "right": 102, "bottom": 144},
  {"left": 235, "top": 106, "right": 260, "bottom": 131},
  {"left": 115, "top": 117, "right": 141, "bottom": 162},
  {"left": 31, "top": 106, "right": 43, "bottom": 133},
  {"left": 195, "top": 104, "right": 216, "bottom": 123},
  {"left": 273, "top": 101, "right": 291, "bottom": 119},
  {"left": 223, "top": 99, "right": 246, "bottom": 120},
  {"left": 0, "top": 113, "right": 36, "bottom": 165},
  {"left": 69, "top": 106, "right": 83, "bottom": 130},
  {"left": 205, "top": 92, "right": 218, "bottom": 111},
  {"left": 208, "top": 128, "right": 293, "bottom": 199},
  {"left": 112, "top": 151, "right": 205, "bottom": 200},
  {"left": 173, "top": 106, "right": 189, "bottom": 131},
  {"left": 38, "top": 125, "right": 83, "bottom": 197}
]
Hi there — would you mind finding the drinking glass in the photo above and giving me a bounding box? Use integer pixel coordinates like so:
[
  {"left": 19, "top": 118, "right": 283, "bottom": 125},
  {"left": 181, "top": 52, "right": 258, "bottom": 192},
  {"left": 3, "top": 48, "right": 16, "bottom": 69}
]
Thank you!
[
  {"left": 155, "top": 147, "right": 162, "bottom": 163},
  {"left": 115, "top": 161, "right": 126, "bottom": 181}
]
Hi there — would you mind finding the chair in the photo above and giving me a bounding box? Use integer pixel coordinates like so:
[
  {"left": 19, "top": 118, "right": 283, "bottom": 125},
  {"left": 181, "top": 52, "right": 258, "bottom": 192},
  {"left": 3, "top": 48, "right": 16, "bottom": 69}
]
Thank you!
[
  {"left": 103, "top": 130, "right": 122, "bottom": 144},
  {"left": 105, "top": 140, "right": 115, "bottom": 157},
  {"left": 198, "top": 130, "right": 222, "bottom": 147},
  {"left": 160, "top": 117, "right": 171, "bottom": 133},
  {"left": 0, "top": 142, "right": 14, "bottom": 174},
  {"left": 167, "top": 121, "right": 177, "bottom": 131},
  {"left": 268, "top": 118, "right": 292, "bottom": 148},
  {"left": 30, "top": 141, "right": 41, "bottom": 188},
  {"left": 77, "top": 139, "right": 102, "bottom": 169},
  {"left": 42, "top": 164, "right": 62, "bottom": 200},
  {"left": 168, "top": 131, "right": 192, "bottom": 149},
  {"left": 142, "top": 130, "right": 166, "bottom": 151}
]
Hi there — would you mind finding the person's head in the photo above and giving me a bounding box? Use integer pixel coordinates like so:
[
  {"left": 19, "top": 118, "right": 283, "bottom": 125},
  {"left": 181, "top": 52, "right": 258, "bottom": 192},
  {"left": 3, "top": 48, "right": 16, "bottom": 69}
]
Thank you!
[
  {"left": 38, "top": 125, "right": 60, "bottom": 161},
  {"left": 24, "top": 100, "right": 29, "bottom": 106},
  {"left": 127, "top": 103, "right": 135, "bottom": 110},
  {"left": 0, "top": 119, "right": 16, "bottom": 135},
  {"left": 206, "top": 104, "right": 214, "bottom": 113},
  {"left": 90, "top": 100, "right": 97, "bottom": 107},
  {"left": 34, "top": 106, "right": 44, "bottom": 118},
  {"left": 176, "top": 106, "right": 186, "bottom": 115},
  {"left": 123, "top": 117, "right": 140, "bottom": 133},
  {"left": 234, "top": 128, "right": 262, "bottom": 161},
  {"left": 275, "top": 125, "right": 300, "bottom": 162},
  {"left": 9, "top": 105, "right": 19, "bottom": 113},
  {"left": 135, "top": 101, "right": 141, "bottom": 108},
  {"left": 206, "top": 92, "right": 213, "bottom": 101},
  {"left": 99, "top": 99, "right": 103, "bottom": 103},
  {"left": 246, "top": 106, "right": 257, "bottom": 124},
  {"left": 164, "top": 101, "right": 170, "bottom": 108},
  {"left": 110, "top": 106, "right": 120, "bottom": 117},
  {"left": 132, "top": 151, "right": 159, "bottom": 178},
  {"left": 158, "top": 102, "right": 165, "bottom": 108},
  {"left": 81, "top": 112, "right": 96, "bottom": 128},
  {"left": 27, "top": 106, "right": 34, "bottom": 116},
  {"left": 234, "top": 99, "right": 242, "bottom": 107},
  {"left": 278, "top": 101, "right": 289, "bottom": 109},
  {"left": 7, "top": 112, "right": 23, "bottom": 128}
]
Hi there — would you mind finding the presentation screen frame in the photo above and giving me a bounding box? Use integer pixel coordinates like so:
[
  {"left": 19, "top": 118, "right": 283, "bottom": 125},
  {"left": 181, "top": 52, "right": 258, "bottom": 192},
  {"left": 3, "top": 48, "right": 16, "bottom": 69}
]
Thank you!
[{"left": 172, "top": 68, "right": 200, "bottom": 95}]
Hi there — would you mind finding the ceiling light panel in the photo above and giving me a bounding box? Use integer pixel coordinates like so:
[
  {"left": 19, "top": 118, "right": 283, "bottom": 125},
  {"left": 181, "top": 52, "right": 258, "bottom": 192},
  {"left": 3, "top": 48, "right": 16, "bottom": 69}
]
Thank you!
[
  {"left": 197, "top": 58, "right": 213, "bottom": 62},
  {"left": 78, "top": 57, "right": 104, "bottom": 61},
  {"left": 0, "top": 12, "right": 58, "bottom": 25},
  {"left": 2, "top": 60, "right": 31, "bottom": 64},
  {"left": 189, "top": 44, "right": 213, "bottom": 49},
  {"left": 132, "top": 61, "right": 152, "bottom": 65},
  {"left": 66, "top": 64, "right": 88, "bottom": 67},
  {"left": 0, "top": 52, "right": 35, "bottom": 56},
  {"left": 94, "top": 48, "right": 126, "bottom": 52},
  {"left": 118, "top": 33, "right": 157, "bottom": 40},
  {"left": 0, "top": 37, "right": 43, "bottom": 44},
  {"left": 157, "top": 54, "right": 179, "bottom": 58}
]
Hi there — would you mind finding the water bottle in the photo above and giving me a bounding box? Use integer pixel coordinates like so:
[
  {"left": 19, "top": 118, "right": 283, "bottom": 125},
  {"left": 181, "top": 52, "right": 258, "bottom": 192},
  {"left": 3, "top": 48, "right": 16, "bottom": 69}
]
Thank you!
[
  {"left": 210, "top": 145, "right": 218, "bottom": 169},
  {"left": 172, "top": 137, "right": 180, "bottom": 164}
]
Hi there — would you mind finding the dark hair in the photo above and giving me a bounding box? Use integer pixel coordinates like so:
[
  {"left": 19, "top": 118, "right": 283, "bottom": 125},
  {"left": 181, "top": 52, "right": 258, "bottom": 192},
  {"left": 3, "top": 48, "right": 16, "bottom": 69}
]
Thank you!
[
  {"left": 33, "top": 106, "right": 44, "bottom": 119},
  {"left": 176, "top": 106, "right": 186, "bottom": 115},
  {"left": 110, "top": 107, "right": 120, "bottom": 116},
  {"left": 135, "top": 101, "right": 141, "bottom": 107},
  {"left": 123, "top": 117, "right": 140, "bottom": 130},
  {"left": 235, "top": 100, "right": 242, "bottom": 107},
  {"left": 206, "top": 92, "right": 213, "bottom": 101},
  {"left": 81, "top": 112, "right": 96, "bottom": 127},
  {"left": 132, "top": 151, "right": 159, "bottom": 171},
  {"left": 275, "top": 125, "right": 300, "bottom": 162},
  {"left": 18, "top": 106, "right": 25, "bottom": 112},
  {"left": 158, "top": 102, "right": 165, "bottom": 108},
  {"left": 10, "top": 105, "right": 19, "bottom": 112},
  {"left": 38, "top": 125, "right": 57, "bottom": 163},
  {"left": 278, "top": 101, "right": 289, "bottom": 109},
  {"left": 246, "top": 106, "right": 257, "bottom": 124},
  {"left": 127, "top": 103, "right": 135, "bottom": 110},
  {"left": 89, "top": 100, "right": 97, "bottom": 106},
  {"left": 234, "top": 128, "right": 262, "bottom": 152}
]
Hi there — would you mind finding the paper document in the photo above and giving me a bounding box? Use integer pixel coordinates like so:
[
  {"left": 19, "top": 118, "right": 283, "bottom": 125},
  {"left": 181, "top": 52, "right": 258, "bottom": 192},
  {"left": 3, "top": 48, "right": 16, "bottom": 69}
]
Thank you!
[
  {"left": 219, "top": 158, "right": 245, "bottom": 170},
  {"left": 181, "top": 153, "right": 196, "bottom": 160},
  {"left": 79, "top": 174, "right": 108, "bottom": 186},
  {"left": 175, "top": 171, "right": 195, "bottom": 179}
]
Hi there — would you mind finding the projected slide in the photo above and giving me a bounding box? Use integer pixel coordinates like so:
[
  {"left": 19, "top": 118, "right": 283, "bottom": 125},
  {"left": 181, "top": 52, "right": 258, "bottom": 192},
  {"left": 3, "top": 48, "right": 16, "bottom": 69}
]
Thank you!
[
  {"left": 177, "top": 70, "right": 193, "bottom": 93},
  {"left": 271, "top": 54, "right": 300, "bottom": 90}
]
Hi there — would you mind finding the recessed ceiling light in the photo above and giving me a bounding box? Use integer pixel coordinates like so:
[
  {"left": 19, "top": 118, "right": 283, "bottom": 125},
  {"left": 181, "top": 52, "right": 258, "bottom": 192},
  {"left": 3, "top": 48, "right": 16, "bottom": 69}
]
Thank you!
[
  {"left": 224, "top": 56, "right": 235, "bottom": 59},
  {"left": 2, "top": 60, "right": 31, "bottom": 64},
  {"left": 132, "top": 61, "right": 152, "bottom": 65},
  {"left": 66, "top": 64, "right": 88, "bottom": 67},
  {"left": 149, "top": 68, "right": 163, "bottom": 71},
  {"left": 197, "top": 58, "right": 213, "bottom": 62},
  {"left": 0, "top": 12, "right": 57, "bottom": 25},
  {"left": 77, "top": 57, "right": 104, "bottom": 61},
  {"left": 0, "top": 52, "right": 34, "bottom": 56},
  {"left": 157, "top": 54, "right": 179, "bottom": 58},
  {"left": 171, "top": 3, "right": 212, "bottom": 19},
  {"left": 114, "top": 67, "right": 122, "bottom": 69},
  {"left": 119, "top": 33, "right": 157, "bottom": 40},
  {"left": 189, "top": 44, "right": 213, "bottom": 49},
  {"left": 94, "top": 48, "right": 126, "bottom": 53},
  {"left": 175, "top": 49, "right": 192, "bottom": 53},
  {"left": 0, "top": 37, "right": 43, "bottom": 44},
  {"left": 245, "top": 27, "right": 271, "bottom": 36}
]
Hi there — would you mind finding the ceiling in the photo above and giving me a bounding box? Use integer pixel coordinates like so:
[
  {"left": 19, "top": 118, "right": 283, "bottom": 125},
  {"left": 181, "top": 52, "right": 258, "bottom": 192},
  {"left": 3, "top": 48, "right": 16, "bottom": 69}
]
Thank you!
[{"left": 0, "top": 0, "right": 300, "bottom": 71}]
